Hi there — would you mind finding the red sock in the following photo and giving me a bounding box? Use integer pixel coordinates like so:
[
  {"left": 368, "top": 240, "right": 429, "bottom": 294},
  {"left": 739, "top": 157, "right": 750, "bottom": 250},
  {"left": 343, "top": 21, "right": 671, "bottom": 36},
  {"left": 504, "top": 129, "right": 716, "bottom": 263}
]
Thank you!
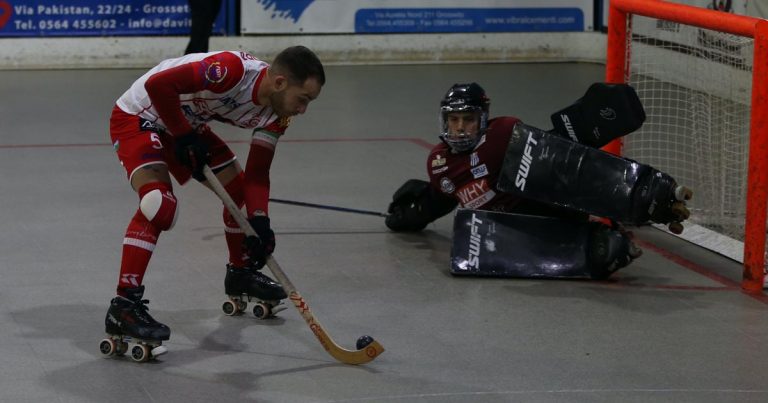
[
  {"left": 223, "top": 172, "right": 247, "bottom": 267},
  {"left": 116, "top": 209, "right": 161, "bottom": 296}
]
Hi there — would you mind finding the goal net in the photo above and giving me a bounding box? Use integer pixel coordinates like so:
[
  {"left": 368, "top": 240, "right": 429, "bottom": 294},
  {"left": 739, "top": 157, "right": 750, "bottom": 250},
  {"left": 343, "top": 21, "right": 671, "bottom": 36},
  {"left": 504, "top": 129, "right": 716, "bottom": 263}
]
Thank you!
[{"left": 606, "top": 0, "right": 768, "bottom": 291}]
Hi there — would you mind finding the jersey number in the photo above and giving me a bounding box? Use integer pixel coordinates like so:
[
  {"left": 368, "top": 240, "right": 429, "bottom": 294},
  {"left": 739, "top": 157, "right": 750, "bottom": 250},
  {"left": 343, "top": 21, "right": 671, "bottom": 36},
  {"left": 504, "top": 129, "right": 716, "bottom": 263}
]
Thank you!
[{"left": 150, "top": 133, "right": 163, "bottom": 150}]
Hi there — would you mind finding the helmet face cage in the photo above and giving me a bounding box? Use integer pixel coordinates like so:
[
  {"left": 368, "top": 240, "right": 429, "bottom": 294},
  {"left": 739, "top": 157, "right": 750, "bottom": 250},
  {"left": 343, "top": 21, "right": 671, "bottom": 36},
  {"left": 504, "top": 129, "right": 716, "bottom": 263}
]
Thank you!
[{"left": 438, "top": 83, "right": 490, "bottom": 153}]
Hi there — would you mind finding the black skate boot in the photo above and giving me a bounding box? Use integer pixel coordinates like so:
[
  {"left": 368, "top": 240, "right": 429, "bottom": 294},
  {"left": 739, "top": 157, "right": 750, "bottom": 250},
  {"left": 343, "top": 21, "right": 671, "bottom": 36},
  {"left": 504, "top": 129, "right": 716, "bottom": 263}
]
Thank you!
[
  {"left": 638, "top": 172, "right": 693, "bottom": 234},
  {"left": 222, "top": 264, "right": 287, "bottom": 319},
  {"left": 99, "top": 285, "right": 170, "bottom": 362},
  {"left": 587, "top": 224, "right": 643, "bottom": 280}
]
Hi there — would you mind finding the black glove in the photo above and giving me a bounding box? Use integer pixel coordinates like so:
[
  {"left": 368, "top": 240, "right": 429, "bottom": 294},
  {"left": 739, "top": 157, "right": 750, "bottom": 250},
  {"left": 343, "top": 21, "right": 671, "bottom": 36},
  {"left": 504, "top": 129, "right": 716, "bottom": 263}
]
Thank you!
[
  {"left": 385, "top": 179, "right": 433, "bottom": 232},
  {"left": 174, "top": 130, "right": 210, "bottom": 181},
  {"left": 385, "top": 179, "right": 458, "bottom": 232},
  {"left": 385, "top": 203, "right": 429, "bottom": 232},
  {"left": 242, "top": 215, "right": 275, "bottom": 269}
]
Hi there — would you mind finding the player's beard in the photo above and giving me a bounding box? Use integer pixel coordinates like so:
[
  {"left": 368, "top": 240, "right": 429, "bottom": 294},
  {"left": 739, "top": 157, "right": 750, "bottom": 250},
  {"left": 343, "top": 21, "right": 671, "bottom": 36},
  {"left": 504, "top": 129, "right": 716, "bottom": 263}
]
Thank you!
[{"left": 269, "top": 90, "right": 291, "bottom": 118}]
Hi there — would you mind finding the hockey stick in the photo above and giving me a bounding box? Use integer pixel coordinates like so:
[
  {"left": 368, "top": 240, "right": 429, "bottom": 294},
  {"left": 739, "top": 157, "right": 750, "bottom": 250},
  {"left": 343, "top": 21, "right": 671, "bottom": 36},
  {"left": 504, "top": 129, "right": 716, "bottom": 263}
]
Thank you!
[
  {"left": 202, "top": 166, "right": 385, "bottom": 365},
  {"left": 269, "top": 197, "right": 389, "bottom": 217}
]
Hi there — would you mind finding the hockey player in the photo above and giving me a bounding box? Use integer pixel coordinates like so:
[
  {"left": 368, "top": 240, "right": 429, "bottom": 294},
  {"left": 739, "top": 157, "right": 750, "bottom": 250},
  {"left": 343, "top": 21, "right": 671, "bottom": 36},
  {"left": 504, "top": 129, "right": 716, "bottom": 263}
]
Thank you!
[
  {"left": 101, "top": 46, "right": 325, "bottom": 360},
  {"left": 385, "top": 82, "right": 689, "bottom": 280}
]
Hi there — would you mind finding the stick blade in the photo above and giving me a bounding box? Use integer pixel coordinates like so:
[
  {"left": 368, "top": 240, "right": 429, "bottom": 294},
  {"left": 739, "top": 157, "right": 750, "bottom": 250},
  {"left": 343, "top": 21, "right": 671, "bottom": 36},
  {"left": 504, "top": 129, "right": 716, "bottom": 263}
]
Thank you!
[{"left": 328, "top": 340, "right": 385, "bottom": 365}]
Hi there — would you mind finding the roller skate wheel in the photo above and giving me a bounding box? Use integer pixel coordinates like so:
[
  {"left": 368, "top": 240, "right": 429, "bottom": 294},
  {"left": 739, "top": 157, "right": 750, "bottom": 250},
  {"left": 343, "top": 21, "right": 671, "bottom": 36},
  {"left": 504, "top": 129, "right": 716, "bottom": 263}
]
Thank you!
[
  {"left": 131, "top": 344, "right": 151, "bottom": 363},
  {"left": 675, "top": 186, "right": 693, "bottom": 201},
  {"left": 253, "top": 302, "right": 271, "bottom": 319},
  {"left": 222, "top": 300, "right": 238, "bottom": 316},
  {"left": 671, "top": 201, "right": 690, "bottom": 220},
  {"left": 668, "top": 222, "right": 684, "bottom": 234},
  {"left": 151, "top": 345, "right": 168, "bottom": 357},
  {"left": 99, "top": 338, "right": 116, "bottom": 356}
]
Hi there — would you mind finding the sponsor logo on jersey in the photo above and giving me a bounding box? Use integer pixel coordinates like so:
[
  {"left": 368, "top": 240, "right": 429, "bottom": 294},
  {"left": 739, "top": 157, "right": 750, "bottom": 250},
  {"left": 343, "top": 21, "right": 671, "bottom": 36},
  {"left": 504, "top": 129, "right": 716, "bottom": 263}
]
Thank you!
[
  {"left": 471, "top": 164, "right": 488, "bottom": 179},
  {"left": 205, "top": 61, "right": 228, "bottom": 84},
  {"left": 139, "top": 118, "right": 159, "bottom": 132},
  {"left": 244, "top": 115, "right": 264, "bottom": 127},
  {"left": 456, "top": 179, "right": 495, "bottom": 208},
  {"left": 431, "top": 166, "right": 448, "bottom": 175},
  {"left": 440, "top": 177, "right": 455, "bottom": 193},
  {"left": 515, "top": 131, "right": 538, "bottom": 192},
  {"left": 431, "top": 154, "right": 446, "bottom": 167},
  {"left": 470, "top": 152, "right": 479, "bottom": 166},
  {"left": 220, "top": 96, "right": 241, "bottom": 110},
  {"left": 559, "top": 114, "right": 579, "bottom": 142},
  {"left": 467, "top": 212, "right": 483, "bottom": 270}
]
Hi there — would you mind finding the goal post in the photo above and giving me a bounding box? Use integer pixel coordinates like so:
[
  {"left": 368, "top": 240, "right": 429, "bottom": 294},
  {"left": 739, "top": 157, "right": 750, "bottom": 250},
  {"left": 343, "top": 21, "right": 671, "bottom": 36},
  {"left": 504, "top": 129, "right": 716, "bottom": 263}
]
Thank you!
[{"left": 606, "top": 0, "right": 768, "bottom": 292}]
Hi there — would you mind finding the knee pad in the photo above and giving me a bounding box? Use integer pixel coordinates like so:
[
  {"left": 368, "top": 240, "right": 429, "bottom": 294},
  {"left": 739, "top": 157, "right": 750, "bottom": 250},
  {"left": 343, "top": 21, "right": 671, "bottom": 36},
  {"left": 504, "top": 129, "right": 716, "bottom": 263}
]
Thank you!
[{"left": 138, "top": 182, "right": 179, "bottom": 231}]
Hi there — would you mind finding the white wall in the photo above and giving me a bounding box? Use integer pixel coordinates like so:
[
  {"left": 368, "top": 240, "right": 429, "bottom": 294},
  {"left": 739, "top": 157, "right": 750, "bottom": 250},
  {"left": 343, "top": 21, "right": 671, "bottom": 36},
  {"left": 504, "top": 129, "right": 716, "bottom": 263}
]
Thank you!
[{"left": 0, "top": 32, "right": 607, "bottom": 70}]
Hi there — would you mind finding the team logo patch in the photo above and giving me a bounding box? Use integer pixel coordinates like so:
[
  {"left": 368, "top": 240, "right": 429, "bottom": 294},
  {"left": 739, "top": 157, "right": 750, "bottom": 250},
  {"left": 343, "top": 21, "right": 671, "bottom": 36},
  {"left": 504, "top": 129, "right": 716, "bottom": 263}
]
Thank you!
[
  {"left": 205, "top": 61, "right": 228, "bottom": 84},
  {"left": 431, "top": 154, "right": 446, "bottom": 167},
  {"left": 470, "top": 152, "right": 479, "bottom": 166},
  {"left": 471, "top": 164, "right": 488, "bottom": 179},
  {"left": 440, "top": 177, "right": 455, "bottom": 194}
]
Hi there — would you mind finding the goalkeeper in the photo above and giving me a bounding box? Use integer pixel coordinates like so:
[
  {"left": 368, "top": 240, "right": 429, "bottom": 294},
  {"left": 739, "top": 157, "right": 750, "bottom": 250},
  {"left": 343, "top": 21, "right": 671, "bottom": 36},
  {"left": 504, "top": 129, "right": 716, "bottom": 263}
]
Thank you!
[{"left": 385, "top": 82, "right": 690, "bottom": 279}]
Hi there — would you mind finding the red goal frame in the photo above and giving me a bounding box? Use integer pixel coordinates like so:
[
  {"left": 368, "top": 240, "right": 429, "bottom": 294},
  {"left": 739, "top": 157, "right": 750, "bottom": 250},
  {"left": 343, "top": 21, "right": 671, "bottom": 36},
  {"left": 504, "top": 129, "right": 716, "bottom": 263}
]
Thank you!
[{"left": 605, "top": 0, "right": 768, "bottom": 292}]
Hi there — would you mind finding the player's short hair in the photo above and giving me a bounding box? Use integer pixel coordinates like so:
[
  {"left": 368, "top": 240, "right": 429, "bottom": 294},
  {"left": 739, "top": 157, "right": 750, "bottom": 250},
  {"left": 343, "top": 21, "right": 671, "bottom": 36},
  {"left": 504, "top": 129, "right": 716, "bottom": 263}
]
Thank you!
[{"left": 272, "top": 46, "right": 326, "bottom": 86}]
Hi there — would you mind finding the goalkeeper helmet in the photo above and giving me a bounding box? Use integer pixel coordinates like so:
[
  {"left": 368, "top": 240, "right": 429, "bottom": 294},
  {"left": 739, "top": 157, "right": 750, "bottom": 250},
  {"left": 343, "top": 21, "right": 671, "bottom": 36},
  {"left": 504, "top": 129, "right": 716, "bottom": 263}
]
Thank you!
[{"left": 439, "top": 83, "right": 490, "bottom": 153}]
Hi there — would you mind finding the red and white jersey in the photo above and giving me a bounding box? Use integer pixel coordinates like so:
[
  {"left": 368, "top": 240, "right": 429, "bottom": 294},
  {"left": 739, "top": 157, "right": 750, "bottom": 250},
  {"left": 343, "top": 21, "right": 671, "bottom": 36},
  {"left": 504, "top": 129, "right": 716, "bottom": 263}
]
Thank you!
[
  {"left": 116, "top": 51, "right": 287, "bottom": 139},
  {"left": 427, "top": 117, "right": 523, "bottom": 212}
]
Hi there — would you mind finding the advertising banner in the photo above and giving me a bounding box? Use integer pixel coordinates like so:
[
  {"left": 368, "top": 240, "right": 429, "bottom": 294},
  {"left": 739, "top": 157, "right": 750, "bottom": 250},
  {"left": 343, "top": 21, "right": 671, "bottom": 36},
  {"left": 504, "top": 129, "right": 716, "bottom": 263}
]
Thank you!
[
  {"left": 242, "top": 0, "right": 594, "bottom": 34},
  {"left": 0, "top": 0, "right": 227, "bottom": 37}
]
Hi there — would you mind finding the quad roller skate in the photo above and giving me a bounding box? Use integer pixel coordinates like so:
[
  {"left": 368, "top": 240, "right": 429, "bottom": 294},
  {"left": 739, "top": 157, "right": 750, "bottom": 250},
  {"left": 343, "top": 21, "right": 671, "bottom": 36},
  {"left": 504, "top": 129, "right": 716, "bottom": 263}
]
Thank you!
[
  {"left": 99, "top": 285, "right": 170, "bottom": 363},
  {"left": 222, "top": 264, "right": 287, "bottom": 319},
  {"left": 644, "top": 172, "right": 693, "bottom": 235}
]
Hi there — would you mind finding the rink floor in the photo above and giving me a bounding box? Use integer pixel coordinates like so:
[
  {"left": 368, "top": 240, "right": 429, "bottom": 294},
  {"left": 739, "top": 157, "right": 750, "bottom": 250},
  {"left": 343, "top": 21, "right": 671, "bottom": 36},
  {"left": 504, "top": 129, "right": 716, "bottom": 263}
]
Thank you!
[{"left": 1, "top": 62, "right": 767, "bottom": 403}]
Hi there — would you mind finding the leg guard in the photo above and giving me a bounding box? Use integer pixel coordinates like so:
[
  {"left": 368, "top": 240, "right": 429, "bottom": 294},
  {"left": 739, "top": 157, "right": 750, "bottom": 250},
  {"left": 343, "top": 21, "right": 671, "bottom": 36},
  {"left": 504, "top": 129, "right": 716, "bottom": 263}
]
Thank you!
[
  {"left": 449, "top": 209, "right": 641, "bottom": 279},
  {"left": 138, "top": 182, "right": 178, "bottom": 231},
  {"left": 497, "top": 123, "right": 691, "bottom": 232}
]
